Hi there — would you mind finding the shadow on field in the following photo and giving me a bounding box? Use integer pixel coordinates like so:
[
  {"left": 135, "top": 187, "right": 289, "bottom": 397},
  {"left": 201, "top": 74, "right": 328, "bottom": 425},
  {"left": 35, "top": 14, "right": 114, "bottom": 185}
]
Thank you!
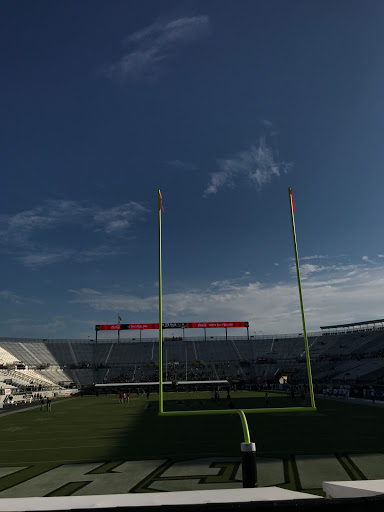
[
  {"left": 103, "top": 393, "right": 384, "bottom": 462},
  {"left": 2, "top": 393, "right": 384, "bottom": 468}
]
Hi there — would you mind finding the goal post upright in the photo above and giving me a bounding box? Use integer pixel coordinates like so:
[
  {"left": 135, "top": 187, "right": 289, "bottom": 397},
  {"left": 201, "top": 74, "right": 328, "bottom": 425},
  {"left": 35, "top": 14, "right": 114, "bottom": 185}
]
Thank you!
[
  {"left": 158, "top": 189, "right": 163, "bottom": 414},
  {"left": 288, "top": 187, "right": 316, "bottom": 410}
]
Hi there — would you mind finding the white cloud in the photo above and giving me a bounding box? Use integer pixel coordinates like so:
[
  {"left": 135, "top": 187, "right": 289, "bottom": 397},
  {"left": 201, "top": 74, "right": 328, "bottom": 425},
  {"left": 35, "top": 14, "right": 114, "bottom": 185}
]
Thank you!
[
  {"left": 105, "top": 16, "right": 210, "bottom": 81},
  {"left": 69, "top": 261, "right": 384, "bottom": 335},
  {"left": 204, "top": 137, "right": 292, "bottom": 196},
  {"left": 378, "top": 254, "right": 384, "bottom": 258}
]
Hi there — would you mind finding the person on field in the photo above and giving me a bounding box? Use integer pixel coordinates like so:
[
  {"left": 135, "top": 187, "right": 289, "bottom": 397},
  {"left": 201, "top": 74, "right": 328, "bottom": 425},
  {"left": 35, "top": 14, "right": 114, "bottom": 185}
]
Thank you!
[
  {"left": 47, "top": 397, "right": 51, "bottom": 412},
  {"left": 40, "top": 398, "right": 44, "bottom": 411}
]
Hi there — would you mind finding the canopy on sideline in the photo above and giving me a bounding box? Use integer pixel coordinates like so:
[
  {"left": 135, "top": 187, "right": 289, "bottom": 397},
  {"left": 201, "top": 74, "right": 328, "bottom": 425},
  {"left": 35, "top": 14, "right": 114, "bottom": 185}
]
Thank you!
[
  {"left": 95, "top": 380, "right": 228, "bottom": 388},
  {"left": 176, "top": 380, "right": 228, "bottom": 385},
  {"left": 95, "top": 382, "right": 172, "bottom": 387}
]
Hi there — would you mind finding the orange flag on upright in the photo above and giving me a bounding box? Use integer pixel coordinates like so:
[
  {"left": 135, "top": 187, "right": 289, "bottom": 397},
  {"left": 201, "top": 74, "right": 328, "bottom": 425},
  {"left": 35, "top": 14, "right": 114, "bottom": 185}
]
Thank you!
[
  {"left": 290, "top": 189, "right": 295, "bottom": 213},
  {"left": 159, "top": 190, "right": 164, "bottom": 212}
]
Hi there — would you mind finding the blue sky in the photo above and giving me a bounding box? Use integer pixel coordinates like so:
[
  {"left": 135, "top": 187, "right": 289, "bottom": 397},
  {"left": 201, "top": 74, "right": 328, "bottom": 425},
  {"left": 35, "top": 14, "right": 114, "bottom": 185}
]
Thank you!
[{"left": 1, "top": 0, "right": 384, "bottom": 339}]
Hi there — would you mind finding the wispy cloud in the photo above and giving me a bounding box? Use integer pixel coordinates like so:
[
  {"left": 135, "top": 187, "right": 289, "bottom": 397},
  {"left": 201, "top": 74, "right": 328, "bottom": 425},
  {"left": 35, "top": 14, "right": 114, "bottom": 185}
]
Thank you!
[
  {"left": 69, "top": 288, "right": 157, "bottom": 313},
  {"left": 93, "top": 203, "right": 148, "bottom": 234},
  {"left": 18, "top": 251, "right": 75, "bottom": 268},
  {"left": 261, "top": 119, "right": 279, "bottom": 136},
  {"left": 17, "top": 246, "right": 125, "bottom": 269},
  {"left": 105, "top": 16, "right": 210, "bottom": 81},
  {"left": 166, "top": 159, "right": 197, "bottom": 171},
  {"left": 0, "top": 200, "right": 148, "bottom": 245},
  {"left": 0, "top": 200, "right": 149, "bottom": 267},
  {"left": 0, "top": 290, "right": 43, "bottom": 304},
  {"left": 300, "top": 254, "right": 329, "bottom": 261},
  {"left": 290, "top": 262, "right": 362, "bottom": 280},
  {"left": 204, "top": 137, "right": 292, "bottom": 196},
  {"left": 69, "top": 260, "right": 384, "bottom": 334},
  {"left": 0, "top": 315, "right": 93, "bottom": 338}
]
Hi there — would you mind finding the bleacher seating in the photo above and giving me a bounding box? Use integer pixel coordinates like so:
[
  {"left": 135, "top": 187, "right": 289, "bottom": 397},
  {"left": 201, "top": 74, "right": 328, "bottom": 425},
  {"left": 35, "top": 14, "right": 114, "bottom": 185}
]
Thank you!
[{"left": 1, "top": 328, "right": 384, "bottom": 388}]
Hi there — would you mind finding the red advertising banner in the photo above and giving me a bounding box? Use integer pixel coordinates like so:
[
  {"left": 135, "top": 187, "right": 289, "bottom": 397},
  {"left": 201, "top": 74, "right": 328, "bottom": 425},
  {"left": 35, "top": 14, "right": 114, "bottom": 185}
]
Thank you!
[
  {"left": 96, "top": 321, "right": 248, "bottom": 331},
  {"left": 128, "top": 323, "right": 159, "bottom": 330},
  {"left": 97, "top": 324, "right": 122, "bottom": 331},
  {"left": 186, "top": 322, "right": 248, "bottom": 329},
  {"left": 96, "top": 323, "right": 159, "bottom": 331}
]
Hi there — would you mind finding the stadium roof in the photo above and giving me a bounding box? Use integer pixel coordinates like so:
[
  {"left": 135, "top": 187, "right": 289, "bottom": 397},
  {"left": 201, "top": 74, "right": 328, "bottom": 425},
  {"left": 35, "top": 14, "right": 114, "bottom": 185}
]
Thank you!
[{"left": 320, "top": 319, "right": 384, "bottom": 330}]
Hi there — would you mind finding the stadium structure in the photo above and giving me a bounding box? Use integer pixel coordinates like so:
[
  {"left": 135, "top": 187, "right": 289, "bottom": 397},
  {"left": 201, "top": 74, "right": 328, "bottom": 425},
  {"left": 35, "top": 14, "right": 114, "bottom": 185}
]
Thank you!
[
  {"left": 1, "top": 319, "right": 384, "bottom": 511},
  {"left": 1, "top": 319, "right": 384, "bottom": 396}
]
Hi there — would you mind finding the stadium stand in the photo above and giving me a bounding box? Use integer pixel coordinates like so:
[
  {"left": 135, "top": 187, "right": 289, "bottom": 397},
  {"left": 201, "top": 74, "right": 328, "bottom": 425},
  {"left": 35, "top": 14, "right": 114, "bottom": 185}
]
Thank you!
[{"left": 1, "top": 327, "right": 384, "bottom": 392}]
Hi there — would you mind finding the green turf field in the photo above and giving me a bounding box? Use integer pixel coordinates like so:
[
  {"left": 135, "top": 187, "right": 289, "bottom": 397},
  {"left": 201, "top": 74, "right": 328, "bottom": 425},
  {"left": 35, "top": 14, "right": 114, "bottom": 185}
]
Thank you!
[{"left": 0, "top": 392, "right": 383, "bottom": 497}]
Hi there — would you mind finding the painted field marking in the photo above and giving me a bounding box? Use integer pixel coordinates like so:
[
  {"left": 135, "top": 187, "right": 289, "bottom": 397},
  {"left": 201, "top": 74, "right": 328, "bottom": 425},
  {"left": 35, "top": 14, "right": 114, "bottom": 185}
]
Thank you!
[
  {"left": 349, "top": 454, "right": 384, "bottom": 480},
  {"left": 295, "top": 455, "right": 351, "bottom": 490}
]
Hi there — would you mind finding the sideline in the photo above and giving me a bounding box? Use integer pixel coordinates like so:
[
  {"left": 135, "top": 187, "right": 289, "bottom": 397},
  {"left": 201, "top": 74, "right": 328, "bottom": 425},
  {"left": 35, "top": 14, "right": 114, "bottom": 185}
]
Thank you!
[
  {"left": 0, "top": 397, "right": 75, "bottom": 417},
  {"left": 316, "top": 394, "right": 384, "bottom": 408}
]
